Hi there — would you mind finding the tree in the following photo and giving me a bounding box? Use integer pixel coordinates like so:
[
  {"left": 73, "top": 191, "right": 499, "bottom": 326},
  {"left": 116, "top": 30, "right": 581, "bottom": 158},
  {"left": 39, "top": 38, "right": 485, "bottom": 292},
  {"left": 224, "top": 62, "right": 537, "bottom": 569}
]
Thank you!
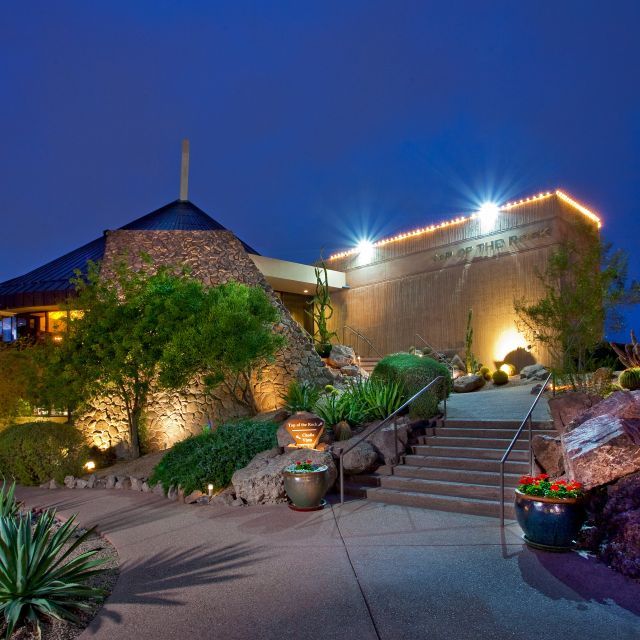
[
  {"left": 514, "top": 220, "right": 639, "bottom": 382},
  {"left": 57, "top": 259, "right": 284, "bottom": 458}
]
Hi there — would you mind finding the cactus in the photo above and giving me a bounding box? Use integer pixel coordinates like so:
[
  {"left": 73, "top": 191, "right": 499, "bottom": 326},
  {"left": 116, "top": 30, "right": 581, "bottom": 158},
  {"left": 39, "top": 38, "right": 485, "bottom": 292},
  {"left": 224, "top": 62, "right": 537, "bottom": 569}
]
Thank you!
[
  {"left": 478, "top": 366, "right": 491, "bottom": 381},
  {"left": 334, "top": 420, "right": 352, "bottom": 441},
  {"left": 619, "top": 367, "right": 640, "bottom": 391},
  {"left": 305, "top": 259, "right": 338, "bottom": 356},
  {"left": 611, "top": 330, "right": 640, "bottom": 368},
  {"left": 492, "top": 370, "right": 509, "bottom": 385}
]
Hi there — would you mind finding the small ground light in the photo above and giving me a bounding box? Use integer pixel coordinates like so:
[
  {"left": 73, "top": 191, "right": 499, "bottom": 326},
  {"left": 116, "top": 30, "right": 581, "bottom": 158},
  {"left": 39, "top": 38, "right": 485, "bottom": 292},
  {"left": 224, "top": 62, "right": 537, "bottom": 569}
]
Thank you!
[
  {"left": 84, "top": 460, "right": 96, "bottom": 471},
  {"left": 500, "top": 363, "right": 515, "bottom": 376},
  {"left": 208, "top": 483, "right": 214, "bottom": 496}
]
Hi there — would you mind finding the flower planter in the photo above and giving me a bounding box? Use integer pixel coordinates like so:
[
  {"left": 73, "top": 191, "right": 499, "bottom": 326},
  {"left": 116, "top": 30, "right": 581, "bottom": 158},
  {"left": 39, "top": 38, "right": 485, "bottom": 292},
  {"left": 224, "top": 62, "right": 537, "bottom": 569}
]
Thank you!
[
  {"left": 283, "top": 465, "right": 329, "bottom": 511},
  {"left": 514, "top": 489, "right": 586, "bottom": 551}
]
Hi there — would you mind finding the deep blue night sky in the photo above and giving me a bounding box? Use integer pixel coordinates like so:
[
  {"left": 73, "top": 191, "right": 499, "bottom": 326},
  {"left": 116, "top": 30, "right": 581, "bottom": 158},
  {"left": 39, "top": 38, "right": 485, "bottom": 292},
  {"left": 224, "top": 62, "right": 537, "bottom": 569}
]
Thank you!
[{"left": 1, "top": 1, "right": 639, "bottom": 337}]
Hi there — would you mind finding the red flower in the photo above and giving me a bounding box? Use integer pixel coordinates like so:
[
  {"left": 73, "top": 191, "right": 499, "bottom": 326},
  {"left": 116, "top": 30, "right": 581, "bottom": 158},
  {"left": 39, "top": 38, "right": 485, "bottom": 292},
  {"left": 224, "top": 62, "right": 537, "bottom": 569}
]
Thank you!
[
  {"left": 573, "top": 482, "right": 582, "bottom": 488},
  {"left": 550, "top": 484, "right": 560, "bottom": 491},
  {"left": 306, "top": 459, "right": 312, "bottom": 463},
  {"left": 538, "top": 473, "right": 549, "bottom": 480},
  {"left": 557, "top": 480, "right": 567, "bottom": 485}
]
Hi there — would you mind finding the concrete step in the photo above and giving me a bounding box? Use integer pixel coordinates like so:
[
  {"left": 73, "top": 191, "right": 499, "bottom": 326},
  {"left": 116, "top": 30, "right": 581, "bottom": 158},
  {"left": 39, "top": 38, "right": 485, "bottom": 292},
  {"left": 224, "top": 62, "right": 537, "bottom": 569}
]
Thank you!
[
  {"left": 413, "top": 445, "right": 529, "bottom": 461},
  {"left": 366, "top": 487, "right": 515, "bottom": 519},
  {"left": 379, "top": 475, "right": 517, "bottom": 500},
  {"left": 404, "top": 454, "right": 528, "bottom": 473},
  {"left": 426, "top": 436, "right": 530, "bottom": 450},
  {"left": 443, "top": 419, "right": 553, "bottom": 429},
  {"left": 393, "top": 465, "right": 522, "bottom": 486},
  {"left": 435, "top": 427, "right": 552, "bottom": 439}
]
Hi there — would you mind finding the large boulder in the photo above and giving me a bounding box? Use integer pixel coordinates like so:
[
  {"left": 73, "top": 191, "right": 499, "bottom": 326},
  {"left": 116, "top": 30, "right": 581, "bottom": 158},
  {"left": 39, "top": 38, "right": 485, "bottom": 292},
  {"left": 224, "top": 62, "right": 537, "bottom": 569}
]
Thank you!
[
  {"left": 520, "top": 364, "right": 549, "bottom": 381},
  {"left": 453, "top": 374, "right": 484, "bottom": 393},
  {"left": 531, "top": 434, "right": 565, "bottom": 477},
  {"left": 331, "top": 438, "right": 379, "bottom": 474},
  {"left": 327, "top": 344, "right": 356, "bottom": 369},
  {"left": 276, "top": 424, "right": 296, "bottom": 448},
  {"left": 232, "top": 447, "right": 336, "bottom": 505},
  {"left": 567, "top": 390, "right": 640, "bottom": 433},
  {"left": 561, "top": 414, "right": 640, "bottom": 489},
  {"left": 548, "top": 392, "right": 602, "bottom": 434},
  {"left": 368, "top": 418, "right": 411, "bottom": 465}
]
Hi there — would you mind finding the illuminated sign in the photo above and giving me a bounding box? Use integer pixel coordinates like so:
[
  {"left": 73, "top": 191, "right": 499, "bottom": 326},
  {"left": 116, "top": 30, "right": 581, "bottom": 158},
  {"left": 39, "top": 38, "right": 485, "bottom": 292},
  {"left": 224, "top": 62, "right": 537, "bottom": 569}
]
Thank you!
[{"left": 284, "top": 412, "right": 325, "bottom": 449}]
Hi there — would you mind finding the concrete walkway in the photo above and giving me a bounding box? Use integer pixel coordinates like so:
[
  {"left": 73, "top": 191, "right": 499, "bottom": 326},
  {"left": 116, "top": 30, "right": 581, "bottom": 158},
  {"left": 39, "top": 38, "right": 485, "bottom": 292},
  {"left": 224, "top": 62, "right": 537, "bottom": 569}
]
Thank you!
[
  {"left": 16, "top": 488, "right": 640, "bottom": 639},
  {"left": 446, "top": 381, "right": 551, "bottom": 422}
]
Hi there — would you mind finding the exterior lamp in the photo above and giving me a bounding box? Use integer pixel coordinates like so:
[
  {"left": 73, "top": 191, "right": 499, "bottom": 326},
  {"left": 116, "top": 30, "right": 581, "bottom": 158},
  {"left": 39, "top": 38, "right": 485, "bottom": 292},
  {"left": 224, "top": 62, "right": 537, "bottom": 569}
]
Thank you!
[
  {"left": 500, "top": 363, "right": 515, "bottom": 376},
  {"left": 207, "top": 483, "right": 214, "bottom": 497},
  {"left": 356, "top": 239, "right": 375, "bottom": 265},
  {"left": 478, "top": 202, "right": 500, "bottom": 233},
  {"left": 84, "top": 461, "right": 96, "bottom": 471}
]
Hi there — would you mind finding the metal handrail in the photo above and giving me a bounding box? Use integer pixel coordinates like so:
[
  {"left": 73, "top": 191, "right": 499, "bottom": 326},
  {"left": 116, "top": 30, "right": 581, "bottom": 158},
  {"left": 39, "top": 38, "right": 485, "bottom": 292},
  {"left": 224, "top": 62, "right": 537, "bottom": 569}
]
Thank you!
[
  {"left": 499, "top": 371, "right": 553, "bottom": 526},
  {"left": 414, "top": 332, "right": 456, "bottom": 375},
  {"left": 339, "top": 375, "right": 447, "bottom": 503},
  {"left": 342, "top": 325, "right": 383, "bottom": 358}
]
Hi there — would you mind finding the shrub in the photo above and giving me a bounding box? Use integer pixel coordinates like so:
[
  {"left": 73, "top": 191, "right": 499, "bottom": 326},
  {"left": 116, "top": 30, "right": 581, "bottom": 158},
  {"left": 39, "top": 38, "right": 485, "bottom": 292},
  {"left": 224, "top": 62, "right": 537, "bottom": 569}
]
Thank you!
[
  {"left": 282, "top": 380, "right": 321, "bottom": 413},
  {"left": 372, "top": 353, "right": 451, "bottom": 419},
  {"left": 619, "top": 367, "right": 640, "bottom": 391},
  {"left": 345, "top": 378, "right": 406, "bottom": 421},
  {"left": 0, "top": 509, "right": 106, "bottom": 638},
  {"left": 478, "top": 366, "right": 492, "bottom": 381},
  {"left": 149, "top": 419, "right": 279, "bottom": 494},
  {"left": 492, "top": 370, "right": 509, "bottom": 385},
  {"left": 0, "top": 422, "right": 89, "bottom": 485},
  {"left": 314, "top": 389, "right": 368, "bottom": 427}
]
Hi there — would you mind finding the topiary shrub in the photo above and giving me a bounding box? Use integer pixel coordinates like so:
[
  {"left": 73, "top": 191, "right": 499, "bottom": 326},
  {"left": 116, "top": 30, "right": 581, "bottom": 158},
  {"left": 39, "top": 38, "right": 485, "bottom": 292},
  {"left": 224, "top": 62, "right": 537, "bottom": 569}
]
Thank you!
[
  {"left": 0, "top": 422, "right": 89, "bottom": 485},
  {"left": 149, "top": 418, "right": 279, "bottom": 494},
  {"left": 619, "top": 367, "right": 640, "bottom": 391},
  {"left": 492, "top": 370, "right": 509, "bottom": 385},
  {"left": 478, "top": 366, "right": 492, "bottom": 381},
  {"left": 372, "top": 353, "right": 451, "bottom": 419}
]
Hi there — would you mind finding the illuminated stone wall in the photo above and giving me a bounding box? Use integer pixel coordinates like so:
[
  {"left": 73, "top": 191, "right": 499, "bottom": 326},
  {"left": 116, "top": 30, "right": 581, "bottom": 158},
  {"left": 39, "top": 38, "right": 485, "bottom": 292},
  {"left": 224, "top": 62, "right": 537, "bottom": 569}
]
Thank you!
[
  {"left": 76, "top": 229, "right": 330, "bottom": 454},
  {"left": 327, "top": 194, "right": 600, "bottom": 369}
]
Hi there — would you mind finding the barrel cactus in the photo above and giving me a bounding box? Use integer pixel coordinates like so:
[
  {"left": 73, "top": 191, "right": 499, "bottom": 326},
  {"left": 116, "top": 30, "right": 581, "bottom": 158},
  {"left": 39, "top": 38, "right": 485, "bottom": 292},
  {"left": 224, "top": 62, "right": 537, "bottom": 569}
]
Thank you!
[
  {"left": 619, "top": 367, "right": 640, "bottom": 391},
  {"left": 478, "top": 366, "right": 492, "bottom": 381},
  {"left": 492, "top": 370, "right": 509, "bottom": 385}
]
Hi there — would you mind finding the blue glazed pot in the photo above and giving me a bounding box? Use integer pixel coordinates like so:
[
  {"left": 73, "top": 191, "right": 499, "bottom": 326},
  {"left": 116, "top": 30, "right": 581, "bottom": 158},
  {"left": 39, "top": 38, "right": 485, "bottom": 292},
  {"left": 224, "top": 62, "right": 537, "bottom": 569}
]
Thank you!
[{"left": 514, "top": 489, "right": 585, "bottom": 551}]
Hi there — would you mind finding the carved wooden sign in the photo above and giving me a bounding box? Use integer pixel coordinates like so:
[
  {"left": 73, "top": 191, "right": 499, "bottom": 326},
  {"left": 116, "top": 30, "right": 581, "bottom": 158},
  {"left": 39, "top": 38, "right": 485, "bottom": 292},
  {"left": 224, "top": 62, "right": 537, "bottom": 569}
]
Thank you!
[{"left": 284, "top": 412, "right": 325, "bottom": 449}]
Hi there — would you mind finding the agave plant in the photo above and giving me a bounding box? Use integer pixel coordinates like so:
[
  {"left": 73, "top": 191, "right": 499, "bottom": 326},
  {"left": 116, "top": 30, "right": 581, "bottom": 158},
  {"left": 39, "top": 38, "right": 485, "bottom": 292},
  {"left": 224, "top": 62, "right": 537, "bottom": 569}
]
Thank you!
[
  {"left": 0, "top": 509, "right": 106, "bottom": 638},
  {"left": 0, "top": 483, "right": 19, "bottom": 520},
  {"left": 611, "top": 330, "right": 640, "bottom": 368},
  {"left": 281, "top": 380, "right": 321, "bottom": 413},
  {"left": 347, "top": 378, "right": 406, "bottom": 421}
]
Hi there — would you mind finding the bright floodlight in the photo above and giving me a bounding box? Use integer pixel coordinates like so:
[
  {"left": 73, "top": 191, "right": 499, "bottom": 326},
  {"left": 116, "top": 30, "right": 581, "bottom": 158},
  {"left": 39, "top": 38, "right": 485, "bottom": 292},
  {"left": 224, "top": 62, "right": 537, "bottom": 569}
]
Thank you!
[
  {"left": 478, "top": 201, "right": 500, "bottom": 232},
  {"left": 356, "top": 239, "right": 375, "bottom": 264}
]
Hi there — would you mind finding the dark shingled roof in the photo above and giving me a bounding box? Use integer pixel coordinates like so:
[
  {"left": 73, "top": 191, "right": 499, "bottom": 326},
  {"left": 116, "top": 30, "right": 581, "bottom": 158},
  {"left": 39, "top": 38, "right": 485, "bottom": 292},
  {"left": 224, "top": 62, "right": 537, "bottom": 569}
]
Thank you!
[{"left": 0, "top": 200, "right": 258, "bottom": 309}]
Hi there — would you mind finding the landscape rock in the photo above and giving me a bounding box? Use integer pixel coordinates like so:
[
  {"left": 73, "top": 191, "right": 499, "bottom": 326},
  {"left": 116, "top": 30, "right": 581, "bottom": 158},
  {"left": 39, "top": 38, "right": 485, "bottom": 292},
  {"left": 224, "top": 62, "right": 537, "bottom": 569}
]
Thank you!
[
  {"left": 153, "top": 483, "right": 165, "bottom": 496},
  {"left": 561, "top": 414, "right": 640, "bottom": 489},
  {"left": 548, "top": 392, "right": 602, "bottom": 434},
  {"left": 211, "top": 486, "right": 236, "bottom": 506},
  {"left": 184, "top": 490, "right": 205, "bottom": 504},
  {"left": 340, "top": 440, "right": 379, "bottom": 474},
  {"left": 86, "top": 474, "right": 96, "bottom": 488},
  {"left": 232, "top": 447, "right": 336, "bottom": 505},
  {"left": 340, "top": 365, "right": 360, "bottom": 377},
  {"left": 368, "top": 418, "right": 411, "bottom": 465},
  {"left": 454, "top": 374, "right": 484, "bottom": 393},
  {"left": 277, "top": 423, "right": 296, "bottom": 448},
  {"left": 141, "top": 481, "right": 151, "bottom": 492},
  {"left": 519, "top": 364, "right": 549, "bottom": 381},
  {"left": 450, "top": 354, "right": 465, "bottom": 372},
  {"left": 254, "top": 408, "right": 290, "bottom": 424},
  {"left": 75, "top": 479, "right": 89, "bottom": 489},
  {"left": 567, "top": 390, "right": 640, "bottom": 434},
  {"left": 64, "top": 475, "right": 76, "bottom": 489},
  {"left": 105, "top": 475, "right": 117, "bottom": 489},
  {"left": 129, "top": 477, "right": 143, "bottom": 491},
  {"left": 532, "top": 434, "right": 565, "bottom": 477},
  {"left": 114, "top": 477, "right": 131, "bottom": 490},
  {"left": 327, "top": 344, "right": 356, "bottom": 369},
  {"left": 167, "top": 486, "right": 178, "bottom": 501},
  {"left": 48, "top": 479, "right": 60, "bottom": 489},
  {"left": 231, "top": 498, "right": 245, "bottom": 507}
]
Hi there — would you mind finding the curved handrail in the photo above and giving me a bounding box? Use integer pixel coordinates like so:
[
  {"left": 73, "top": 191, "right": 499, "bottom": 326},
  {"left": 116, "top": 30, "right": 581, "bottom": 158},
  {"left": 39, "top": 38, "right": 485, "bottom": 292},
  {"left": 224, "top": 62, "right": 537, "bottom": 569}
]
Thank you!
[
  {"left": 339, "top": 375, "right": 447, "bottom": 503},
  {"left": 414, "top": 332, "right": 456, "bottom": 373},
  {"left": 342, "top": 325, "right": 383, "bottom": 358},
  {"left": 499, "top": 371, "right": 553, "bottom": 526}
]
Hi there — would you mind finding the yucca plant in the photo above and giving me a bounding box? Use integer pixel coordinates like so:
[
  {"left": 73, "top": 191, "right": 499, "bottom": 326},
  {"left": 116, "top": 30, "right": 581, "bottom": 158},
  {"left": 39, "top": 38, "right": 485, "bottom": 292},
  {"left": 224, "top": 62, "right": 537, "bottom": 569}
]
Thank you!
[
  {"left": 281, "top": 380, "right": 321, "bottom": 413},
  {"left": 0, "top": 510, "right": 107, "bottom": 638},
  {"left": 0, "top": 483, "right": 19, "bottom": 520},
  {"left": 347, "top": 378, "right": 407, "bottom": 421}
]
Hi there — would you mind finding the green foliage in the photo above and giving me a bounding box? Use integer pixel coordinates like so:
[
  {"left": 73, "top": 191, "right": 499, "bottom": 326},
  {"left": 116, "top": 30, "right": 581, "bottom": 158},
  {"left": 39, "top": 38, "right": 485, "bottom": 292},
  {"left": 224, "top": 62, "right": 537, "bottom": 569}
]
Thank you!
[
  {"left": 372, "top": 353, "right": 451, "bottom": 419},
  {"left": 282, "top": 381, "right": 321, "bottom": 413},
  {"left": 515, "top": 220, "right": 640, "bottom": 383},
  {"left": 0, "top": 510, "right": 106, "bottom": 638},
  {"left": 149, "top": 419, "right": 279, "bottom": 494},
  {"left": 305, "top": 260, "right": 337, "bottom": 355},
  {"left": 57, "top": 259, "right": 284, "bottom": 458},
  {"left": 0, "top": 342, "right": 38, "bottom": 425},
  {"left": 345, "top": 378, "right": 406, "bottom": 421},
  {"left": 0, "top": 422, "right": 88, "bottom": 485},
  {"left": 0, "top": 483, "right": 18, "bottom": 520},
  {"left": 478, "top": 366, "right": 492, "bottom": 381},
  {"left": 492, "top": 370, "right": 509, "bottom": 385},
  {"left": 464, "top": 309, "right": 479, "bottom": 374},
  {"left": 619, "top": 367, "right": 640, "bottom": 391}
]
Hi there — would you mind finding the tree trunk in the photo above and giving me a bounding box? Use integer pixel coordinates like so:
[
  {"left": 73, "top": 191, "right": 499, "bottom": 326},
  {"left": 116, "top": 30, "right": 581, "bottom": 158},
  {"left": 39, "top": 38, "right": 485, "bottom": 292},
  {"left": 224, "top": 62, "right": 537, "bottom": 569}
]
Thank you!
[{"left": 128, "top": 406, "right": 142, "bottom": 459}]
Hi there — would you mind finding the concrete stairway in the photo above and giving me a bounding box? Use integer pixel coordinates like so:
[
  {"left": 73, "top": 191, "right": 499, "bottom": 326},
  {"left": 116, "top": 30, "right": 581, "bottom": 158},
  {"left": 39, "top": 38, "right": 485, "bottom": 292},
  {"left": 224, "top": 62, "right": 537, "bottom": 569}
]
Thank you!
[
  {"left": 342, "top": 419, "right": 555, "bottom": 519},
  {"left": 357, "top": 357, "right": 381, "bottom": 374}
]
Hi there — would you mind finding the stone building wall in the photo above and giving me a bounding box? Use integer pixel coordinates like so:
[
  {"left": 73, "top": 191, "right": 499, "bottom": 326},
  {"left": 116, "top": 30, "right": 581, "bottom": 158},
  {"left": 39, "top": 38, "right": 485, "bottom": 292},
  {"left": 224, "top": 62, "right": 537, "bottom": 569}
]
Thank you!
[{"left": 76, "top": 229, "right": 331, "bottom": 454}]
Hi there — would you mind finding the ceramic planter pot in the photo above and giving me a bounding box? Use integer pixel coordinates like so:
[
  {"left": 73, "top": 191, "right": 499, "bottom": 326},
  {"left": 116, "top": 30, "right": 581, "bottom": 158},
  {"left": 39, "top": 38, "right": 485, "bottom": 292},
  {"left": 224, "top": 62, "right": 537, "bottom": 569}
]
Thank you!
[
  {"left": 514, "top": 489, "right": 586, "bottom": 551},
  {"left": 283, "top": 466, "right": 329, "bottom": 511}
]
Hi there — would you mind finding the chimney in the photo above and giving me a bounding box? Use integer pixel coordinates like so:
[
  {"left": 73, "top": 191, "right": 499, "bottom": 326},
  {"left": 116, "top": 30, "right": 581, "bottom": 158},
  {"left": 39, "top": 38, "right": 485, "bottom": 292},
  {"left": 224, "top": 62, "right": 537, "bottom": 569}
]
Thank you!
[{"left": 179, "top": 139, "right": 190, "bottom": 201}]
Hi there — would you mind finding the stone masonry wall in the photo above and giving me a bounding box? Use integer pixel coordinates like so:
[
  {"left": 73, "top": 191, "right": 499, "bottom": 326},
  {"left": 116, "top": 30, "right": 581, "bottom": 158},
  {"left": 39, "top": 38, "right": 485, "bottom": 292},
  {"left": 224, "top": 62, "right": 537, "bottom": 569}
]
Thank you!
[{"left": 76, "top": 229, "right": 330, "bottom": 454}]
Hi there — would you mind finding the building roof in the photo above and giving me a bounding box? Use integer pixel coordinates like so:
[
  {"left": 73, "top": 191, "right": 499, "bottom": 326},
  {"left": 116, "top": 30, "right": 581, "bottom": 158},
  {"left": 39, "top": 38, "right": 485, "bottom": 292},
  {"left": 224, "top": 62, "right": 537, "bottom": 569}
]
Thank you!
[{"left": 0, "top": 199, "right": 258, "bottom": 309}]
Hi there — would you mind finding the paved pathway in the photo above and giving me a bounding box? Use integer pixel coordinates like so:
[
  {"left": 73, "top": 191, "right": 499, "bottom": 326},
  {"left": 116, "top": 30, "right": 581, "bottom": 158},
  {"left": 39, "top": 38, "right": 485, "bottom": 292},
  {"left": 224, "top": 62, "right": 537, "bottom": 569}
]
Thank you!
[
  {"left": 16, "top": 488, "right": 640, "bottom": 639},
  {"left": 446, "top": 381, "right": 551, "bottom": 422}
]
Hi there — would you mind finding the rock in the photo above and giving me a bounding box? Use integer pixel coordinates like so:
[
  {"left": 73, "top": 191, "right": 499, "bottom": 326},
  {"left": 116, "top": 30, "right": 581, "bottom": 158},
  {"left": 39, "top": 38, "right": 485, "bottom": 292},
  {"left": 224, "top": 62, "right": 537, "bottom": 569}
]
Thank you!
[
  {"left": 254, "top": 408, "right": 290, "bottom": 424},
  {"left": 64, "top": 475, "right": 76, "bottom": 489},
  {"left": 531, "top": 384, "right": 543, "bottom": 395},
  {"left": 232, "top": 448, "right": 336, "bottom": 505},
  {"left": 167, "top": 485, "right": 178, "bottom": 501},
  {"left": 368, "top": 418, "right": 410, "bottom": 465},
  {"left": 520, "top": 364, "right": 549, "bottom": 380},
  {"left": 453, "top": 374, "right": 484, "bottom": 393},
  {"left": 450, "top": 354, "right": 465, "bottom": 371},
  {"left": 231, "top": 498, "right": 245, "bottom": 507},
  {"left": 48, "top": 479, "right": 60, "bottom": 489},
  {"left": 211, "top": 486, "right": 236, "bottom": 506},
  {"left": 277, "top": 423, "right": 296, "bottom": 448},
  {"left": 185, "top": 490, "right": 205, "bottom": 504},
  {"left": 152, "top": 483, "right": 165, "bottom": 496},
  {"left": 105, "top": 475, "right": 116, "bottom": 489},
  {"left": 561, "top": 414, "right": 640, "bottom": 489},
  {"left": 548, "top": 392, "right": 602, "bottom": 434},
  {"left": 141, "top": 481, "right": 151, "bottom": 492},
  {"left": 129, "top": 477, "right": 143, "bottom": 491},
  {"left": 86, "top": 474, "right": 96, "bottom": 488},
  {"left": 75, "top": 479, "right": 89, "bottom": 489},
  {"left": 327, "top": 344, "right": 356, "bottom": 369},
  {"left": 332, "top": 439, "right": 379, "bottom": 474},
  {"left": 115, "top": 477, "right": 131, "bottom": 490},
  {"left": 340, "top": 365, "right": 360, "bottom": 377},
  {"left": 567, "top": 390, "right": 640, "bottom": 433},
  {"left": 532, "top": 434, "right": 565, "bottom": 477}
]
